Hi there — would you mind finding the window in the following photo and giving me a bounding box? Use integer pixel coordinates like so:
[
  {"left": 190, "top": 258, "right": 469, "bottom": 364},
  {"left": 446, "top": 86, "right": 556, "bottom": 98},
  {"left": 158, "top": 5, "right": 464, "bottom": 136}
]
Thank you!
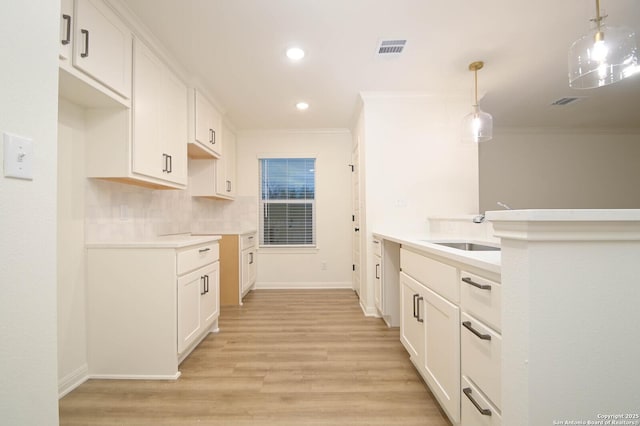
[{"left": 260, "top": 158, "right": 316, "bottom": 247}]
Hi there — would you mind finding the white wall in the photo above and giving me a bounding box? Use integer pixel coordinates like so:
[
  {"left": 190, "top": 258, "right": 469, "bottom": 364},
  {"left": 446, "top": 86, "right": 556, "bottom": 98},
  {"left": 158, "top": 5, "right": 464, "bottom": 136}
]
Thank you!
[
  {"left": 479, "top": 129, "right": 640, "bottom": 212},
  {"left": 358, "top": 93, "right": 480, "bottom": 310},
  {"left": 236, "top": 130, "right": 353, "bottom": 288},
  {"left": 362, "top": 94, "right": 480, "bottom": 236},
  {"left": 0, "top": 1, "right": 60, "bottom": 424},
  {"left": 57, "top": 100, "right": 88, "bottom": 396}
]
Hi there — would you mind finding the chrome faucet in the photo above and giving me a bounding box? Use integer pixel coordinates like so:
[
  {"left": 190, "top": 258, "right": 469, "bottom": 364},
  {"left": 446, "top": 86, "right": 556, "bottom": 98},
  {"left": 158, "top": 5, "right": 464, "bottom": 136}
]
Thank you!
[{"left": 473, "top": 214, "right": 485, "bottom": 223}]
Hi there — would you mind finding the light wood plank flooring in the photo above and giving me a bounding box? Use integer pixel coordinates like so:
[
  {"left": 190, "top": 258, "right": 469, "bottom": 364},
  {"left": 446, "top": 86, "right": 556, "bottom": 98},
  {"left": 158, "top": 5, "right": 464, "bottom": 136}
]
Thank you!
[{"left": 59, "top": 289, "right": 450, "bottom": 425}]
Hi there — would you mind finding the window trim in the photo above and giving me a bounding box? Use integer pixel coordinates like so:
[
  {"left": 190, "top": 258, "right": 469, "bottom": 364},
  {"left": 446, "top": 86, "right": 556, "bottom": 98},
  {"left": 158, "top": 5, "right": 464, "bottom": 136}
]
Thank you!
[{"left": 258, "top": 156, "right": 317, "bottom": 248}]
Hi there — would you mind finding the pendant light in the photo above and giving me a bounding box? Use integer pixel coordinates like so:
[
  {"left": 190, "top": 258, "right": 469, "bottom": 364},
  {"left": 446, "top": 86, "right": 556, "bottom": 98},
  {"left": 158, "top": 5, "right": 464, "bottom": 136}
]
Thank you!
[
  {"left": 568, "top": 0, "right": 638, "bottom": 89},
  {"left": 462, "top": 61, "right": 493, "bottom": 143}
]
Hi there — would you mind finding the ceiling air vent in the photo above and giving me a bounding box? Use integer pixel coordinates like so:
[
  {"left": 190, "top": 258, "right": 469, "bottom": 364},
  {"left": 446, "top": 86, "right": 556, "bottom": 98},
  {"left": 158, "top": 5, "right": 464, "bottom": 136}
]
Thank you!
[
  {"left": 376, "top": 39, "right": 407, "bottom": 56},
  {"left": 551, "top": 97, "right": 586, "bottom": 106}
]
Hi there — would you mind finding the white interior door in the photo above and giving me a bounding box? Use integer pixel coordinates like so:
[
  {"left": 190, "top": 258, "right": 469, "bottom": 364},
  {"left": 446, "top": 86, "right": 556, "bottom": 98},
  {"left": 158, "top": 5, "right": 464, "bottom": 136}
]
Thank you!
[{"left": 351, "top": 142, "right": 361, "bottom": 295}]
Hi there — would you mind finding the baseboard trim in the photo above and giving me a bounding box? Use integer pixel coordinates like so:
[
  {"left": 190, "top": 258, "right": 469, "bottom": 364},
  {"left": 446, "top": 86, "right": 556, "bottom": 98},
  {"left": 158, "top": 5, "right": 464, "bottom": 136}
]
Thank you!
[
  {"left": 58, "top": 364, "right": 89, "bottom": 399},
  {"left": 360, "top": 300, "right": 380, "bottom": 317},
  {"left": 255, "top": 281, "right": 353, "bottom": 290},
  {"left": 88, "top": 372, "right": 181, "bottom": 381}
]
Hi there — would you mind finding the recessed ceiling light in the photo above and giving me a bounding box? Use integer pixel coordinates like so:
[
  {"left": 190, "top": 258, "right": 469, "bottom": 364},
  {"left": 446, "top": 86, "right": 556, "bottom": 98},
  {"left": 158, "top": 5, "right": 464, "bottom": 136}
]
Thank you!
[
  {"left": 296, "top": 102, "right": 309, "bottom": 111},
  {"left": 286, "top": 47, "right": 305, "bottom": 61}
]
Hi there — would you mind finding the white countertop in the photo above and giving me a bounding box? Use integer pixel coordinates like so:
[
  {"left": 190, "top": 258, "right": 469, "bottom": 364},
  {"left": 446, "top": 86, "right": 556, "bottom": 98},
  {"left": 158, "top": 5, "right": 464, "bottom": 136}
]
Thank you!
[
  {"left": 86, "top": 234, "right": 221, "bottom": 249},
  {"left": 373, "top": 232, "right": 501, "bottom": 274},
  {"left": 193, "top": 229, "right": 257, "bottom": 237},
  {"left": 486, "top": 209, "right": 640, "bottom": 222}
]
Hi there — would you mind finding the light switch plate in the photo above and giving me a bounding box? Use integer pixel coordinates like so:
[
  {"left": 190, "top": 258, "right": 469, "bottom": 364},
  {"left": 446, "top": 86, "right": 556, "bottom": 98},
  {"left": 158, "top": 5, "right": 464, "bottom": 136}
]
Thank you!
[{"left": 3, "top": 132, "right": 33, "bottom": 180}]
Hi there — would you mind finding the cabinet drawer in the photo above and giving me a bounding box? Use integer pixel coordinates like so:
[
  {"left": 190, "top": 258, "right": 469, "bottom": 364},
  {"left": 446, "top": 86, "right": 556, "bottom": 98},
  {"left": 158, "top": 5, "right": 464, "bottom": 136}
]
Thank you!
[
  {"left": 460, "top": 271, "right": 501, "bottom": 332},
  {"left": 372, "top": 238, "right": 382, "bottom": 257},
  {"left": 461, "top": 312, "right": 501, "bottom": 409},
  {"left": 461, "top": 376, "right": 501, "bottom": 426},
  {"left": 240, "top": 233, "right": 256, "bottom": 250},
  {"left": 401, "top": 248, "right": 459, "bottom": 303},
  {"left": 177, "top": 242, "right": 219, "bottom": 275}
]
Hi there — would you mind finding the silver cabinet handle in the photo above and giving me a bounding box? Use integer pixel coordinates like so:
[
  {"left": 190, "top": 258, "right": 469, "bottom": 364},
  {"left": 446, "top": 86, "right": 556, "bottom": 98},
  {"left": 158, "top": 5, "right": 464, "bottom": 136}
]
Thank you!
[
  {"left": 62, "top": 14, "right": 71, "bottom": 45},
  {"left": 412, "top": 293, "right": 419, "bottom": 319},
  {"left": 462, "top": 276, "right": 491, "bottom": 290},
  {"left": 375, "top": 264, "right": 380, "bottom": 279},
  {"left": 416, "top": 296, "right": 424, "bottom": 323},
  {"left": 462, "top": 321, "right": 491, "bottom": 340},
  {"left": 200, "top": 276, "right": 206, "bottom": 295},
  {"left": 249, "top": 252, "right": 254, "bottom": 264},
  {"left": 199, "top": 247, "right": 211, "bottom": 253},
  {"left": 463, "top": 388, "right": 492, "bottom": 416},
  {"left": 80, "top": 29, "right": 89, "bottom": 57}
]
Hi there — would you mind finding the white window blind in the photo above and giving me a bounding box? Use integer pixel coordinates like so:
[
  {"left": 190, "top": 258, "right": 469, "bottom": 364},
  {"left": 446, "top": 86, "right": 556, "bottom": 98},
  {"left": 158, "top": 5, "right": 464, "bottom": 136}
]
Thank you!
[{"left": 260, "top": 158, "right": 316, "bottom": 246}]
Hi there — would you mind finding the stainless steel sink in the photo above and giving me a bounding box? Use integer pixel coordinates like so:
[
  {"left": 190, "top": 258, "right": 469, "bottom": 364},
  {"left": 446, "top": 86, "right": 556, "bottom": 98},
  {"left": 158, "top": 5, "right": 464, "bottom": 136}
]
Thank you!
[{"left": 428, "top": 241, "right": 500, "bottom": 251}]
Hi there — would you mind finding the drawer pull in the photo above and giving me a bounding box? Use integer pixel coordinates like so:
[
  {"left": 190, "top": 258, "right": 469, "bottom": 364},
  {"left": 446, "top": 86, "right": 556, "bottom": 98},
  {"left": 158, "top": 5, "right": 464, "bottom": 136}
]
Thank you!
[
  {"left": 199, "top": 247, "right": 211, "bottom": 253},
  {"left": 80, "top": 29, "right": 89, "bottom": 57},
  {"left": 412, "top": 293, "right": 419, "bottom": 319},
  {"left": 416, "top": 296, "right": 424, "bottom": 323},
  {"left": 200, "top": 276, "right": 206, "bottom": 295},
  {"left": 62, "top": 14, "right": 71, "bottom": 45},
  {"left": 463, "top": 387, "right": 492, "bottom": 416},
  {"left": 248, "top": 236, "right": 254, "bottom": 240},
  {"left": 375, "top": 264, "right": 380, "bottom": 279},
  {"left": 462, "top": 276, "right": 492, "bottom": 290},
  {"left": 462, "top": 321, "right": 492, "bottom": 341},
  {"left": 373, "top": 240, "right": 380, "bottom": 244}
]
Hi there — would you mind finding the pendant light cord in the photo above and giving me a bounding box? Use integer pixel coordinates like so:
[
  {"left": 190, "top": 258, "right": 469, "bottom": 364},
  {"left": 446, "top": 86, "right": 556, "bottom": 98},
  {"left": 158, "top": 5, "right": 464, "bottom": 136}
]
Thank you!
[{"left": 474, "top": 69, "right": 478, "bottom": 106}]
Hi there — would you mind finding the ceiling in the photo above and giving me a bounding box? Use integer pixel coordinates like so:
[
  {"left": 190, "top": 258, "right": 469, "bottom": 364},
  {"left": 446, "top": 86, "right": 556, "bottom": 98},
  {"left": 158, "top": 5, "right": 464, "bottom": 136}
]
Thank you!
[{"left": 121, "top": 0, "right": 640, "bottom": 131}]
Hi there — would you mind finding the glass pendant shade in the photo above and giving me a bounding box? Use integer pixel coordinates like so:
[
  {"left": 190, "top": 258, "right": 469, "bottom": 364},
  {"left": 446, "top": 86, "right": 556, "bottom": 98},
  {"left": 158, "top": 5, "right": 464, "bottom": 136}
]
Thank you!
[
  {"left": 569, "top": 22, "right": 639, "bottom": 88},
  {"left": 462, "top": 105, "right": 493, "bottom": 143}
]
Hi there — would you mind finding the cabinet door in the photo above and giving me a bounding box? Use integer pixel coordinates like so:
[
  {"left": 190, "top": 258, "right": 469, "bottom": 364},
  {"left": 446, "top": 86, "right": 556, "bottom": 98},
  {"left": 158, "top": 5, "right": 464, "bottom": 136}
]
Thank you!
[
  {"left": 240, "top": 248, "right": 251, "bottom": 294},
  {"left": 133, "top": 39, "right": 187, "bottom": 186},
  {"left": 423, "top": 285, "right": 461, "bottom": 423},
  {"left": 216, "top": 122, "right": 236, "bottom": 197},
  {"left": 225, "top": 128, "right": 236, "bottom": 196},
  {"left": 374, "top": 255, "right": 382, "bottom": 312},
  {"left": 162, "top": 67, "right": 188, "bottom": 186},
  {"left": 247, "top": 250, "right": 257, "bottom": 291},
  {"left": 177, "top": 269, "right": 203, "bottom": 354},
  {"left": 399, "top": 272, "right": 424, "bottom": 362},
  {"left": 200, "top": 262, "right": 219, "bottom": 328},
  {"left": 132, "top": 39, "right": 163, "bottom": 180},
  {"left": 194, "top": 90, "right": 222, "bottom": 158},
  {"left": 73, "top": 0, "right": 132, "bottom": 98}
]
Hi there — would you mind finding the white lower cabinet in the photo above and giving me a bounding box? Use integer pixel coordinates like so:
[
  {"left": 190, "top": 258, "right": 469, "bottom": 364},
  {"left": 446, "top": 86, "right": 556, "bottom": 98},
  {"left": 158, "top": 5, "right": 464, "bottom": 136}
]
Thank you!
[
  {"left": 373, "top": 237, "right": 400, "bottom": 326},
  {"left": 460, "top": 271, "right": 502, "bottom": 425},
  {"left": 400, "top": 272, "right": 425, "bottom": 362},
  {"left": 86, "top": 238, "right": 220, "bottom": 379},
  {"left": 423, "top": 285, "right": 460, "bottom": 421},
  {"left": 177, "top": 262, "right": 219, "bottom": 354},
  {"left": 220, "top": 232, "right": 257, "bottom": 305},
  {"left": 400, "top": 247, "right": 461, "bottom": 424}
]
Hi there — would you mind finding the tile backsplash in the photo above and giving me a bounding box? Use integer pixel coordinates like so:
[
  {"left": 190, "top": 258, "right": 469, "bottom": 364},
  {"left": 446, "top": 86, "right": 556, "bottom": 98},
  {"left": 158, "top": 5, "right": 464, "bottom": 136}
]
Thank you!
[{"left": 85, "top": 179, "right": 256, "bottom": 241}]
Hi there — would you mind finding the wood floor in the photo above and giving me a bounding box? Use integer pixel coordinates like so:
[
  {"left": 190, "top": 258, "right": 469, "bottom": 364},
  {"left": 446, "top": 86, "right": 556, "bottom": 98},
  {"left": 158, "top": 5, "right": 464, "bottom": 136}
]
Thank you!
[{"left": 59, "top": 289, "right": 450, "bottom": 425}]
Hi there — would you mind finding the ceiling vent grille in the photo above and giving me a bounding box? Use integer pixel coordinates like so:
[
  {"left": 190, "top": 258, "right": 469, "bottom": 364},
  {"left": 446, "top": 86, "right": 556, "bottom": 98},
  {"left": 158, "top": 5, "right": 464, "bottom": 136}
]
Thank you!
[
  {"left": 551, "top": 97, "right": 586, "bottom": 106},
  {"left": 377, "top": 39, "right": 407, "bottom": 55}
]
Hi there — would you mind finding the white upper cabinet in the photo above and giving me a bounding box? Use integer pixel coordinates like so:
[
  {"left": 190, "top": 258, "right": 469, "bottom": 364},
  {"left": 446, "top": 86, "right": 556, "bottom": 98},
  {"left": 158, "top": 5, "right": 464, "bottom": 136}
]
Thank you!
[
  {"left": 132, "top": 39, "right": 187, "bottom": 187},
  {"left": 189, "top": 120, "right": 236, "bottom": 200},
  {"left": 61, "top": 0, "right": 132, "bottom": 99},
  {"left": 188, "top": 89, "right": 222, "bottom": 158},
  {"left": 215, "top": 122, "right": 236, "bottom": 198},
  {"left": 84, "top": 38, "right": 187, "bottom": 190}
]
